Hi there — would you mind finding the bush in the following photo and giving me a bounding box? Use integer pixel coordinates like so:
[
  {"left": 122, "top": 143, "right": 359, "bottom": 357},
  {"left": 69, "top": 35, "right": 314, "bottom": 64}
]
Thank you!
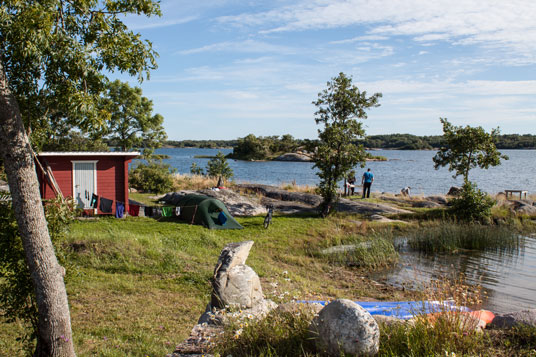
[
  {"left": 450, "top": 182, "right": 495, "bottom": 222},
  {"left": 129, "top": 161, "right": 176, "bottom": 193},
  {"left": 0, "top": 196, "right": 77, "bottom": 347}
]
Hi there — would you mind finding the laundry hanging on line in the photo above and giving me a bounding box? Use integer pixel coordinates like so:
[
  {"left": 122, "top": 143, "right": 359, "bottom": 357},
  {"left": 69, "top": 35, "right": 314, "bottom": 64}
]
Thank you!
[
  {"left": 90, "top": 194, "right": 99, "bottom": 209},
  {"left": 99, "top": 197, "right": 113, "bottom": 213},
  {"left": 116, "top": 202, "right": 125, "bottom": 218},
  {"left": 128, "top": 204, "right": 140, "bottom": 217}
]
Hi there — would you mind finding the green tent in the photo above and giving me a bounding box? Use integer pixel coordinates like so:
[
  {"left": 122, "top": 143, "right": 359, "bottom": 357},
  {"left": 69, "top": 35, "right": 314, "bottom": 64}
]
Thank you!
[{"left": 174, "top": 194, "right": 243, "bottom": 230}]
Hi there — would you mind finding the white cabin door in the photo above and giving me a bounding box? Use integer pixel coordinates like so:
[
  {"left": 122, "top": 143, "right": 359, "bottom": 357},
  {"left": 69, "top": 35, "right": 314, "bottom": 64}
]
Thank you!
[{"left": 73, "top": 161, "right": 97, "bottom": 209}]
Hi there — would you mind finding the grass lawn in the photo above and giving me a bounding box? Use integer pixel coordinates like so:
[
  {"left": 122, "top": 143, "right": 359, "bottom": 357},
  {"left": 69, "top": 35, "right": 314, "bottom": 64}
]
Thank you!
[{"left": 0, "top": 213, "right": 413, "bottom": 356}]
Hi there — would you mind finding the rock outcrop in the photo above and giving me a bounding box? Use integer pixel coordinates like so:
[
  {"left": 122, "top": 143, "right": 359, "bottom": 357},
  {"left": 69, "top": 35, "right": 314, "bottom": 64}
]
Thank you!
[
  {"left": 310, "top": 299, "right": 380, "bottom": 356},
  {"left": 273, "top": 153, "right": 312, "bottom": 162},
  {"left": 162, "top": 190, "right": 266, "bottom": 217},
  {"left": 509, "top": 200, "right": 536, "bottom": 216},
  {"left": 490, "top": 309, "right": 536, "bottom": 329}
]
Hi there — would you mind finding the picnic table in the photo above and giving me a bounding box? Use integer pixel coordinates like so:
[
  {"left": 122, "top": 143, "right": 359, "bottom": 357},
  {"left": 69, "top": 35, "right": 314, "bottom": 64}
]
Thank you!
[{"left": 504, "top": 189, "right": 528, "bottom": 200}]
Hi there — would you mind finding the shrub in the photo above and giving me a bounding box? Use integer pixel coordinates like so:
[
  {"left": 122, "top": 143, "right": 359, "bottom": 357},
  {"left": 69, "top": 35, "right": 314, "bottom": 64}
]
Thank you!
[
  {"left": 129, "top": 161, "right": 176, "bottom": 193},
  {"left": 450, "top": 182, "right": 495, "bottom": 222},
  {"left": 189, "top": 162, "right": 204, "bottom": 175},
  {"left": 0, "top": 196, "right": 77, "bottom": 347}
]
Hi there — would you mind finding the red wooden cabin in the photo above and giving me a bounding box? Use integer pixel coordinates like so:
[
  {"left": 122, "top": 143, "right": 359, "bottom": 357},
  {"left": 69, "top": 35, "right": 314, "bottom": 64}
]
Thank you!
[{"left": 36, "top": 152, "right": 139, "bottom": 215}]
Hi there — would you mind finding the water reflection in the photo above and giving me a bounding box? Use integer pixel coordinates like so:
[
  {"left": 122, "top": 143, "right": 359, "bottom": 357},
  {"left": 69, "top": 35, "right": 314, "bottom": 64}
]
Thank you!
[{"left": 375, "top": 235, "right": 536, "bottom": 314}]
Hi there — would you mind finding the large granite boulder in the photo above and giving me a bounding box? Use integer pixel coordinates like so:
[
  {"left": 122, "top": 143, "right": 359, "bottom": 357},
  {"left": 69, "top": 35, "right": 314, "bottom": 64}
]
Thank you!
[
  {"left": 309, "top": 299, "right": 380, "bottom": 356},
  {"left": 490, "top": 309, "right": 536, "bottom": 329},
  {"left": 447, "top": 186, "right": 462, "bottom": 196}
]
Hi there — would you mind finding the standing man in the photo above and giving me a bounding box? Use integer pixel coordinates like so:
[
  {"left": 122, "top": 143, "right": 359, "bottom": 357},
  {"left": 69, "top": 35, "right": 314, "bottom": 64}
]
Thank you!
[
  {"left": 362, "top": 168, "right": 374, "bottom": 198},
  {"left": 347, "top": 170, "right": 356, "bottom": 195}
]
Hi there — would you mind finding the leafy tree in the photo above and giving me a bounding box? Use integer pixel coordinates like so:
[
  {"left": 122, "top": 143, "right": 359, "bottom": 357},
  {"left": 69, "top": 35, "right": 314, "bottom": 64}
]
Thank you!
[
  {"left": 312, "top": 72, "right": 381, "bottom": 215},
  {"left": 433, "top": 118, "right": 508, "bottom": 222},
  {"left": 129, "top": 161, "right": 176, "bottom": 194},
  {"left": 433, "top": 118, "right": 508, "bottom": 184},
  {"left": 190, "top": 162, "right": 204, "bottom": 175},
  {"left": 230, "top": 134, "right": 268, "bottom": 160},
  {"left": 99, "top": 80, "right": 166, "bottom": 152},
  {"left": 42, "top": 131, "right": 109, "bottom": 152},
  {"left": 0, "top": 1, "right": 160, "bottom": 355},
  {"left": 207, "top": 151, "right": 233, "bottom": 187}
]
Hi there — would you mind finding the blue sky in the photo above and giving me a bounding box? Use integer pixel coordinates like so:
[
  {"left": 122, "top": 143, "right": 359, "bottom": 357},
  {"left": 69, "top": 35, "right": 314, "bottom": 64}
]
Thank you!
[{"left": 118, "top": 0, "right": 536, "bottom": 140}]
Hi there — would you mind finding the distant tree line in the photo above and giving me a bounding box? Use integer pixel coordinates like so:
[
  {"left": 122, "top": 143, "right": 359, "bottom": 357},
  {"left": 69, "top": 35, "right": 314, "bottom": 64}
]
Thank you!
[
  {"left": 165, "top": 133, "right": 536, "bottom": 153},
  {"left": 360, "top": 133, "right": 536, "bottom": 150},
  {"left": 165, "top": 139, "right": 238, "bottom": 148}
]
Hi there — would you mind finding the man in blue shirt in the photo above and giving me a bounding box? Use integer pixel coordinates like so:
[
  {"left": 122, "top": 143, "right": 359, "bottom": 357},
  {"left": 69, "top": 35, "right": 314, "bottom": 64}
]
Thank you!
[{"left": 362, "top": 168, "right": 374, "bottom": 198}]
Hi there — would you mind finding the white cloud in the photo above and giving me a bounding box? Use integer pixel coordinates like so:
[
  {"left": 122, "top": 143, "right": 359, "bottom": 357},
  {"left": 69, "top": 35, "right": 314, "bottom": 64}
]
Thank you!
[
  {"left": 330, "top": 35, "right": 389, "bottom": 45},
  {"left": 179, "top": 39, "right": 296, "bottom": 55},
  {"left": 127, "top": 16, "right": 197, "bottom": 30},
  {"left": 219, "top": 0, "right": 536, "bottom": 62}
]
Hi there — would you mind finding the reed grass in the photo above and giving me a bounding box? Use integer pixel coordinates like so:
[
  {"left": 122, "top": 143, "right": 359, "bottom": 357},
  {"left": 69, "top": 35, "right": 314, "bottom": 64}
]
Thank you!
[
  {"left": 172, "top": 173, "right": 220, "bottom": 190},
  {"left": 321, "top": 233, "right": 399, "bottom": 269},
  {"left": 407, "top": 223, "right": 521, "bottom": 253}
]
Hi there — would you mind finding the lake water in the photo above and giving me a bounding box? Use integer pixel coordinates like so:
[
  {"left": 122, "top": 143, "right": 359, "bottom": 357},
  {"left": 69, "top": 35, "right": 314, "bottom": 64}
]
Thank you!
[
  {"left": 374, "top": 235, "right": 536, "bottom": 315},
  {"left": 155, "top": 148, "right": 536, "bottom": 195}
]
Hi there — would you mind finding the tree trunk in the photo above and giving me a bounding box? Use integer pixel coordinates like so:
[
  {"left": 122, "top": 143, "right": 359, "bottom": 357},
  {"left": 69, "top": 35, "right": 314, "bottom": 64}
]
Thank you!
[{"left": 0, "top": 62, "right": 76, "bottom": 356}]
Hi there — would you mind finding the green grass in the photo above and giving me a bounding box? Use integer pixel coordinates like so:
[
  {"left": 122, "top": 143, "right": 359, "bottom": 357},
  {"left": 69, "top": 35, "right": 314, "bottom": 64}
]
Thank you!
[
  {"left": 1, "top": 202, "right": 534, "bottom": 356},
  {"left": 0, "top": 214, "right": 412, "bottom": 356},
  {"left": 407, "top": 223, "right": 522, "bottom": 254}
]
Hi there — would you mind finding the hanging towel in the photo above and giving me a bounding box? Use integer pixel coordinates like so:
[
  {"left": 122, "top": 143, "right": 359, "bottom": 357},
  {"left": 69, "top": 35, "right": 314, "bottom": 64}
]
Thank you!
[
  {"left": 161, "top": 206, "right": 173, "bottom": 217},
  {"left": 144, "top": 206, "right": 153, "bottom": 217},
  {"left": 99, "top": 197, "right": 113, "bottom": 213},
  {"left": 128, "top": 204, "right": 140, "bottom": 217},
  {"left": 174, "top": 206, "right": 181, "bottom": 217},
  {"left": 90, "top": 194, "right": 99, "bottom": 209},
  {"left": 153, "top": 207, "right": 162, "bottom": 218},
  {"left": 116, "top": 202, "right": 125, "bottom": 218}
]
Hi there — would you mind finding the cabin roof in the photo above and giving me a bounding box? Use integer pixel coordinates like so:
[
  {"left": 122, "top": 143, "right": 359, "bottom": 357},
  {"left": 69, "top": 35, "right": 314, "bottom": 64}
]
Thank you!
[{"left": 38, "top": 151, "right": 140, "bottom": 158}]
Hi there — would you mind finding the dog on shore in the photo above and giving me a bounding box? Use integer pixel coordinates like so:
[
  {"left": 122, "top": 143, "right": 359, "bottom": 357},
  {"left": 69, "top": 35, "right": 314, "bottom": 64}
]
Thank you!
[{"left": 401, "top": 186, "right": 411, "bottom": 197}]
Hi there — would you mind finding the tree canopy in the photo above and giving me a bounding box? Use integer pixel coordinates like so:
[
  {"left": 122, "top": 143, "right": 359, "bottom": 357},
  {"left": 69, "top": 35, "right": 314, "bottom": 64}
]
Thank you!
[
  {"left": 312, "top": 72, "right": 381, "bottom": 215},
  {"left": 99, "top": 80, "right": 166, "bottom": 153},
  {"left": 433, "top": 118, "right": 508, "bottom": 183}
]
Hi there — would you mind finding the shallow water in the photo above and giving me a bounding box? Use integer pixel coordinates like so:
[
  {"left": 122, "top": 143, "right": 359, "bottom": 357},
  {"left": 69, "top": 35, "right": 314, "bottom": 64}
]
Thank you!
[
  {"left": 154, "top": 148, "right": 536, "bottom": 195},
  {"left": 373, "top": 235, "right": 536, "bottom": 314}
]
